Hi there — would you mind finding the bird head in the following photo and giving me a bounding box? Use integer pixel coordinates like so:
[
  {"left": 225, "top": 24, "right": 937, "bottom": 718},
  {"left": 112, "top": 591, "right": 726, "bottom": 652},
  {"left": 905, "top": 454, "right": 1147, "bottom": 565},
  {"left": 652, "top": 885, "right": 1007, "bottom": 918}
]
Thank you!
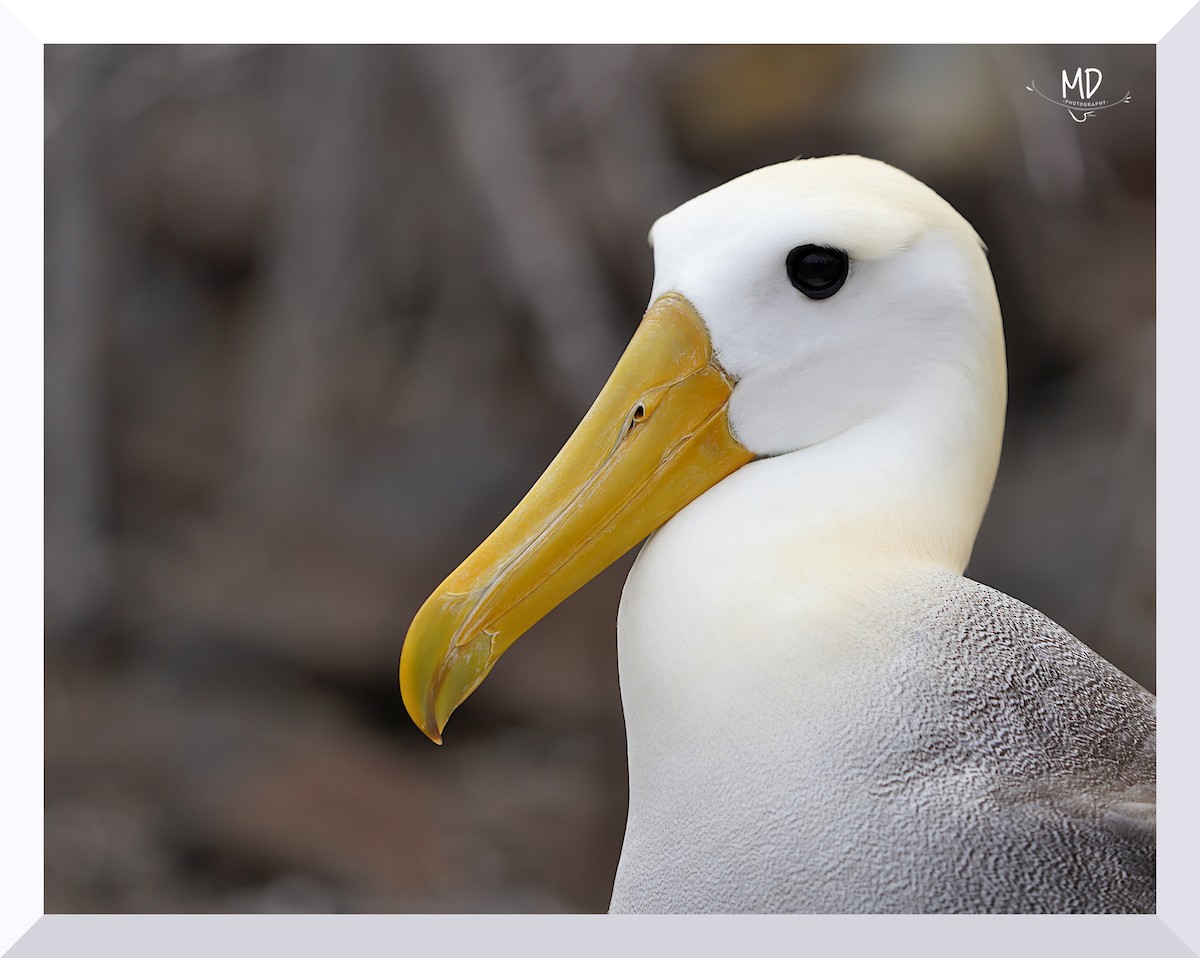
[{"left": 399, "top": 155, "right": 1005, "bottom": 743}]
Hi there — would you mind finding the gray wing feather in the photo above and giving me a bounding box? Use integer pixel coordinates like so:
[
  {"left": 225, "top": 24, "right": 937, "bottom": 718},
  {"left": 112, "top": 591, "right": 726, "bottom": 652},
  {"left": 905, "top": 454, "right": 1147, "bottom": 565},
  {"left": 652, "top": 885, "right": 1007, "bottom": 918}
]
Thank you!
[
  {"left": 610, "top": 571, "right": 1155, "bottom": 914},
  {"left": 868, "top": 575, "right": 1156, "bottom": 913}
]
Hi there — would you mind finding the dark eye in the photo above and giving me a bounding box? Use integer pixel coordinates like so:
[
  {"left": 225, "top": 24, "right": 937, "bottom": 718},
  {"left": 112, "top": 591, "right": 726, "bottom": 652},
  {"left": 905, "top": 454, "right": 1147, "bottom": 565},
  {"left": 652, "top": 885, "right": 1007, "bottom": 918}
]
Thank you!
[{"left": 786, "top": 245, "right": 849, "bottom": 300}]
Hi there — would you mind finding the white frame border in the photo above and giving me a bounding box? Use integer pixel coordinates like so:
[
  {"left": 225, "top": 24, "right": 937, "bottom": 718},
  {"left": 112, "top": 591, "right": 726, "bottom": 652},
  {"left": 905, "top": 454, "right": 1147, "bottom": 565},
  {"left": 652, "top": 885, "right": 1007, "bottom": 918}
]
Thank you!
[{"left": 10, "top": 2, "right": 1195, "bottom": 954}]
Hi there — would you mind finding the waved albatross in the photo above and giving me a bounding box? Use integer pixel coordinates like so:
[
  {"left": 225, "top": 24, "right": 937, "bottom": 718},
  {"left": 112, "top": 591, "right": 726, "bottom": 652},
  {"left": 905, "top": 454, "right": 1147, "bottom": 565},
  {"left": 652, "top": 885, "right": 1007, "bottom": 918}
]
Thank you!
[{"left": 399, "top": 155, "right": 1156, "bottom": 913}]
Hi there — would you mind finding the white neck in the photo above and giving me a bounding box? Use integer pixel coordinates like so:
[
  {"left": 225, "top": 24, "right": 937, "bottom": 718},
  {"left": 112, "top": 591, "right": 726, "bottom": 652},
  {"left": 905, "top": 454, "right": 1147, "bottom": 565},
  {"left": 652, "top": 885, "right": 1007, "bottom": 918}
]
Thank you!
[{"left": 616, "top": 361, "right": 1004, "bottom": 759}]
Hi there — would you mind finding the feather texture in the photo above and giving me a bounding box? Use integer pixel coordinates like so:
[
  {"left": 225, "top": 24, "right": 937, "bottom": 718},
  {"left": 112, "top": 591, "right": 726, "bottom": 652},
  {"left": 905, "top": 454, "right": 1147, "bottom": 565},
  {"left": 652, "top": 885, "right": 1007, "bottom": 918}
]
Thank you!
[{"left": 610, "top": 571, "right": 1154, "bottom": 913}]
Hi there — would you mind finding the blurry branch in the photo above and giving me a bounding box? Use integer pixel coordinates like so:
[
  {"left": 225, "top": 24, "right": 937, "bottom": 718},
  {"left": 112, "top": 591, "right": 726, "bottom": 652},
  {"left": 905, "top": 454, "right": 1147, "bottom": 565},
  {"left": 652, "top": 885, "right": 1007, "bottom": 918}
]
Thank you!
[
  {"left": 1086, "top": 337, "right": 1155, "bottom": 641},
  {"left": 416, "top": 46, "right": 626, "bottom": 411},
  {"left": 541, "top": 47, "right": 698, "bottom": 291},
  {"left": 233, "top": 46, "right": 377, "bottom": 509},
  {"left": 45, "top": 48, "right": 114, "bottom": 641},
  {"left": 991, "top": 47, "right": 1087, "bottom": 207}
]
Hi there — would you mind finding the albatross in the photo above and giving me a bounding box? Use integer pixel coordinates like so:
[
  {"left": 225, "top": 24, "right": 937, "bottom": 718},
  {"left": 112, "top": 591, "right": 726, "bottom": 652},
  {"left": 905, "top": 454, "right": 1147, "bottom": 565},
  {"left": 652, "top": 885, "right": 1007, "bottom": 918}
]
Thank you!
[{"left": 399, "top": 155, "right": 1155, "bottom": 913}]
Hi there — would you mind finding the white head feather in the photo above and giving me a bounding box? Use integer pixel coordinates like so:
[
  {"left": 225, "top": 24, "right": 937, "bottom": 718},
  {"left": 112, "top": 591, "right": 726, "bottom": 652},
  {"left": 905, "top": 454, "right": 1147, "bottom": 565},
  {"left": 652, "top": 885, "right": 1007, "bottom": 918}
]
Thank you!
[{"left": 619, "top": 155, "right": 1007, "bottom": 742}]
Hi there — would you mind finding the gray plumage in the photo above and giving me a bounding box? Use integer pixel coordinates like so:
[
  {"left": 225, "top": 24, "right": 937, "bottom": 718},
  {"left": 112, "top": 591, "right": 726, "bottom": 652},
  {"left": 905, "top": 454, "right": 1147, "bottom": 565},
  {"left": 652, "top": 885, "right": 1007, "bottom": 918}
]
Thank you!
[{"left": 609, "top": 570, "right": 1155, "bottom": 914}]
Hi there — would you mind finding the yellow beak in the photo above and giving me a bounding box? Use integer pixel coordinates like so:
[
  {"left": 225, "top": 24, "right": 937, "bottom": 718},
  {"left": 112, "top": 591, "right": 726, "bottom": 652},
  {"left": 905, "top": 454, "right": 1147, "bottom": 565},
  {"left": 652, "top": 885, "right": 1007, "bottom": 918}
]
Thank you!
[{"left": 399, "top": 294, "right": 753, "bottom": 743}]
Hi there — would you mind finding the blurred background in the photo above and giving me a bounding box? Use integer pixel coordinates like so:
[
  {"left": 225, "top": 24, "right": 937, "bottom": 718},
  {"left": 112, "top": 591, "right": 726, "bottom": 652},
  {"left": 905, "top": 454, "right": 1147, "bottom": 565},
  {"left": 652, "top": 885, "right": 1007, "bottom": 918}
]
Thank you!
[{"left": 45, "top": 44, "right": 1155, "bottom": 913}]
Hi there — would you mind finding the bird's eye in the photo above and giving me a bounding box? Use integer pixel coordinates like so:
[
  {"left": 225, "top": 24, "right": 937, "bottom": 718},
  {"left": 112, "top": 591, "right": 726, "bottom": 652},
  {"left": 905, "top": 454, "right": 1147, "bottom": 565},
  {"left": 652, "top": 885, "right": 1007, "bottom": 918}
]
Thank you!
[{"left": 786, "top": 245, "right": 849, "bottom": 300}]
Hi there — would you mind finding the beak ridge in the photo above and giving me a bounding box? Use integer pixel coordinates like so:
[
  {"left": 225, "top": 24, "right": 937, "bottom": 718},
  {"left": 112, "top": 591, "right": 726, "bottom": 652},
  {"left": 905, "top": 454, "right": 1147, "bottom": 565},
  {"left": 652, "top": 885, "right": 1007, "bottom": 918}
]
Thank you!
[{"left": 399, "top": 294, "right": 752, "bottom": 741}]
